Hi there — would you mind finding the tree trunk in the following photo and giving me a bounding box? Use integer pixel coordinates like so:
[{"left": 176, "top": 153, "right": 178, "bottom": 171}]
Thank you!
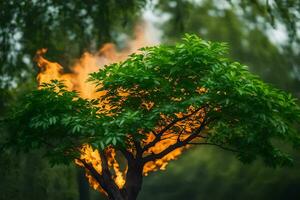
[
  {"left": 83, "top": 151, "right": 144, "bottom": 200},
  {"left": 102, "top": 162, "right": 143, "bottom": 200},
  {"left": 124, "top": 163, "right": 143, "bottom": 200},
  {"left": 77, "top": 168, "right": 90, "bottom": 200}
]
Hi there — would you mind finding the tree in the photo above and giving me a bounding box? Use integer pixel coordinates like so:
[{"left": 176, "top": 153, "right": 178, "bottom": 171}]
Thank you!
[
  {"left": 4, "top": 35, "right": 300, "bottom": 200},
  {"left": 156, "top": 0, "right": 300, "bottom": 40}
]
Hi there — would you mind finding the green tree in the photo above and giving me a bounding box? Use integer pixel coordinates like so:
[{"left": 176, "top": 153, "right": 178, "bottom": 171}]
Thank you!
[{"left": 4, "top": 35, "right": 300, "bottom": 200}]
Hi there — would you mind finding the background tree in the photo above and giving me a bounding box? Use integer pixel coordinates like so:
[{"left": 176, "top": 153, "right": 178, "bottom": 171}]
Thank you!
[
  {"left": 4, "top": 35, "right": 300, "bottom": 200},
  {"left": 156, "top": 0, "right": 300, "bottom": 92},
  {"left": 156, "top": 0, "right": 300, "bottom": 41}
]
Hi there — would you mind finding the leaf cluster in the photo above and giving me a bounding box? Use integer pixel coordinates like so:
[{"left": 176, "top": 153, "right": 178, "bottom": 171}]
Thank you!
[{"left": 4, "top": 80, "right": 102, "bottom": 164}]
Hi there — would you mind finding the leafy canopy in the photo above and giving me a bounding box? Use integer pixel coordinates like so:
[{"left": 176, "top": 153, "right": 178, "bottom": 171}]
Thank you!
[{"left": 4, "top": 34, "right": 300, "bottom": 167}]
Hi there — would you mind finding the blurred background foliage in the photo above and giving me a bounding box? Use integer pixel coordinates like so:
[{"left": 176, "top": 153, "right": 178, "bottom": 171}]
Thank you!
[
  {"left": 1, "top": 0, "right": 300, "bottom": 200},
  {"left": 0, "top": 0, "right": 147, "bottom": 88}
]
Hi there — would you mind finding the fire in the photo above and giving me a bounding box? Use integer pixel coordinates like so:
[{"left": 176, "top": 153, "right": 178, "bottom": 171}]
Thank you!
[
  {"left": 142, "top": 107, "right": 206, "bottom": 175},
  {"left": 143, "top": 133, "right": 184, "bottom": 175},
  {"left": 75, "top": 145, "right": 125, "bottom": 191},
  {"left": 35, "top": 24, "right": 204, "bottom": 193},
  {"left": 35, "top": 48, "right": 73, "bottom": 90}
]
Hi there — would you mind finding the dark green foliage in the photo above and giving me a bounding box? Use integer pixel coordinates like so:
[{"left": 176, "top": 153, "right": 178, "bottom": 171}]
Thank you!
[
  {"left": 0, "top": 151, "right": 78, "bottom": 200},
  {"left": 4, "top": 35, "right": 300, "bottom": 169},
  {"left": 90, "top": 34, "right": 300, "bottom": 166},
  {"left": 5, "top": 80, "right": 102, "bottom": 165}
]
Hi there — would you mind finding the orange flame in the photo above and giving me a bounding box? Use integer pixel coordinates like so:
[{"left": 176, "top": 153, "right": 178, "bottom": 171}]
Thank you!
[{"left": 35, "top": 24, "right": 205, "bottom": 194}]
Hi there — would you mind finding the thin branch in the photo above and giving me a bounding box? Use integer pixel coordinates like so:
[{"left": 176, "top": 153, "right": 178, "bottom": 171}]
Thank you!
[
  {"left": 76, "top": 151, "right": 125, "bottom": 200},
  {"left": 161, "top": 134, "right": 178, "bottom": 141},
  {"left": 119, "top": 147, "right": 135, "bottom": 162},
  {"left": 195, "top": 134, "right": 207, "bottom": 139},
  {"left": 142, "top": 118, "right": 208, "bottom": 164},
  {"left": 76, "top": 158, "right": 112, "bottom": 196},
  {"left": 142, "top": 105, "right": 207, "bottom": 152},
  {"left": 177, "top": 124, "right": 187, "bottom": 142},
  {"left": 187, "top": 142, "right": 241, "bottom": 153},
  {"left": 125, "top": 135, "right": 143, "bottom": 160},
  {"left": 98, "top": 151, "right": 125, "bottom": 199}
]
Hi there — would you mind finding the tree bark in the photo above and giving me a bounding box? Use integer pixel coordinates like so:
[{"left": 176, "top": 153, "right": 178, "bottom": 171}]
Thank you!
[
  {"left": 124, "top": 162, "right": 143, "bottom": 200},
  {"left": 77, "top": 168, "right": 90, "bottom": 200},
  {"left": 94, "top": 161, "right": 143, "bottom": 200}
]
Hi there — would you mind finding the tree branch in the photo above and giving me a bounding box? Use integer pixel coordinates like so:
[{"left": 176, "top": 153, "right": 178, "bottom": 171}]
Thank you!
[
  {"left": 177, "top": 124, "right": 187, "bottom": 142},
  {"left": 99, "top": 151, "right": 125, "bottom": 200},
  {"left": 142, "top": 105, "right": 206, "bottom": 152},
  {"left": 142, "top": 118, "right": 208, "bottom": 164},
  {"left": 119, "top": 147, "right": 135, "bottom": 162},
  {"left": 76, "top": 158, "right": 112, "bottom": 197},
  {"left": 133, "top": 140, "right": 143, "bottom": 158},
  {"left": 187, "top": 142, "right": 241, "bottom": 153}
]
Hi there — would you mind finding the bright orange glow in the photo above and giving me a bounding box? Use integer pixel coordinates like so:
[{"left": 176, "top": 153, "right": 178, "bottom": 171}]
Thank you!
[
  {"left": 35, "top": 24, "right": 205, "bottom": 193},
  {"left": 75, "top": 145, "right": 125, "bottom": 190},
  {"left": 142, "top": 107, "right": 206, "bottom": 175},
  {"left": 75, "top": 145, "right": 104, "bottom": 191}
]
